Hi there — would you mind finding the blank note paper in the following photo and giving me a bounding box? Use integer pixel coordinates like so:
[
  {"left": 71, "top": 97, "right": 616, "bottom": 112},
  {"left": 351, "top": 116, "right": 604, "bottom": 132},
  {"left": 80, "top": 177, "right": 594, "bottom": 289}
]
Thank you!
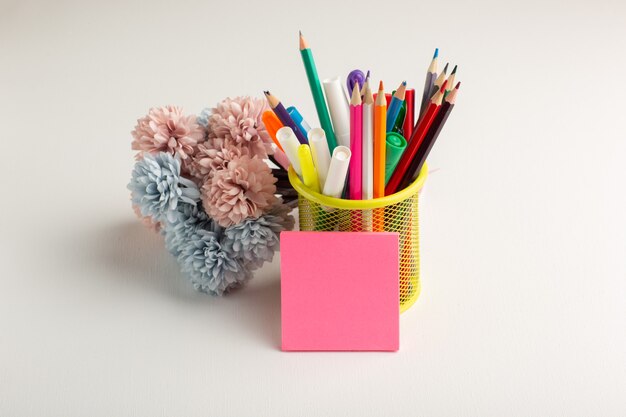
[{"left": 280, "top": 231, "right": 399, "bottom": 351}]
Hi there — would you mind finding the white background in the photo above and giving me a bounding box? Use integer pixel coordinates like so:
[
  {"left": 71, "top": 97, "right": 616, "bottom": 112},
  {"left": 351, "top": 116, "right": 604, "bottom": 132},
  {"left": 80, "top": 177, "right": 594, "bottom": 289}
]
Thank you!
[{"left": 1, "top": 0, "right": 625, "bottom": 415}]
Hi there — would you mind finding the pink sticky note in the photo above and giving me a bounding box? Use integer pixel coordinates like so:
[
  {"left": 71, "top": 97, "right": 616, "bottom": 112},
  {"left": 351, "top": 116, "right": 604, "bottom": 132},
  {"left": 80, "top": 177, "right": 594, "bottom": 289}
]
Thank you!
[{"left": 281, "top": 232, "right": 399, "bottom": 351}]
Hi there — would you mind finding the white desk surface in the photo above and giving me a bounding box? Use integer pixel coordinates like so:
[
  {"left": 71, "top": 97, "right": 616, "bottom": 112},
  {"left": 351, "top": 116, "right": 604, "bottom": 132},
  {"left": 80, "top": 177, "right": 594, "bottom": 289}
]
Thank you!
[{"left": 1, "top": 0, "right": 625, "bottom": 415}]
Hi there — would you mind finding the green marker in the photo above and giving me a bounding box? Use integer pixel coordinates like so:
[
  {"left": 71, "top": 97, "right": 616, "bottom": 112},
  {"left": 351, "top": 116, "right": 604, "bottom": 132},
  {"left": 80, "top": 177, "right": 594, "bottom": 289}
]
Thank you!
[
  {"left": 299, "top": 32, "right": 338, "bottom": 152},
  {"left": 384, "top": 132, "right": 407, "bottom": 184}
]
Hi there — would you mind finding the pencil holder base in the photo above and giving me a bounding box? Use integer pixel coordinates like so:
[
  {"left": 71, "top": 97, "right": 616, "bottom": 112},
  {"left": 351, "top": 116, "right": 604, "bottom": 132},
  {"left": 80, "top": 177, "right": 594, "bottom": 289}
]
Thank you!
[{"left": 288, "top": 164, "right": 428, "bottom": 313}]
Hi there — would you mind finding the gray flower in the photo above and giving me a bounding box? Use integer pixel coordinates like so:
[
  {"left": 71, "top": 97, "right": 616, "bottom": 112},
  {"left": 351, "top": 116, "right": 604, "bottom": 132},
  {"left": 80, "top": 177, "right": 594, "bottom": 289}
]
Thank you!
[
  {"left": 196, "top": 107, "right": 211, "bottom": 128},
  {"left": 128, "top": 152, "right": 200, "bottom": 222},
  {"left": 163, "top": 202, "right": 210, "bottom": 258},
  {"left": 179, "top": 227, "right": 252, "bottom": 296},
  {"left": 222, "top": 202, "right": 295, "bottom": 269}
]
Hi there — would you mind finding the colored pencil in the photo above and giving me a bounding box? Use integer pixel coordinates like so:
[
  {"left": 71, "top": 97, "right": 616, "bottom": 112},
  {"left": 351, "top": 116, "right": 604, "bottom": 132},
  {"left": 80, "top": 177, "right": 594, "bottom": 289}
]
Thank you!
[
  {"left": 373, "top": 81, "right": 387, "bottom": 199},
  {"left": 398, "top": 82, "right": 460, "bottom": 190},
  {"left": 390, "top": 92, "right": 406, "bottom": 134},
  {"left": 299, "top": 32, "right": 338, "bottom": 152},
  {"left": 264, "top": 91, "right": 308, "bottom": 144},
  {"left": 373, "top": 92, "right": 392, "bottom": 107},
  {"left": 373, "top": 81, "right": 387, "bottom": 231},
  {"left": 417, "top": 63, "right": 447, "bottom": 123},
  {"left": 362, "top": 79, "right": 374, "bottom": 200},
  {"left": 349, "top": 84, "right": 363, "bottom": 200},
  {"left": 385, "top": 80, "right": 447, "bottom": 195},
  {"left": 419, "top": 48, "right": 438, "bottom": 118},
  {"left": 444, "top": 65, "right": 457, "bottom": 98},
  {"left": 432, "top": 63, "right": 448, "bottom": 98},
  {"left": 360, "top": 77, "right": 375, "bottom": 230},
  {"left": 402, "top": 88, "right": 415, "bottom": 141},
  {"left": 386, "top": 81, "right": 407, "bottom": 132}
]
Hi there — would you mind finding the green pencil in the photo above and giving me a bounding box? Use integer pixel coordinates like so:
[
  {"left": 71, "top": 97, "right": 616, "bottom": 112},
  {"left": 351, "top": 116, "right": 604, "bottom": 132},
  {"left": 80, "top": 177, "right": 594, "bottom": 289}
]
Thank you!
[{"left": 299, "top": 32, "right": 338, "bottom": 152}]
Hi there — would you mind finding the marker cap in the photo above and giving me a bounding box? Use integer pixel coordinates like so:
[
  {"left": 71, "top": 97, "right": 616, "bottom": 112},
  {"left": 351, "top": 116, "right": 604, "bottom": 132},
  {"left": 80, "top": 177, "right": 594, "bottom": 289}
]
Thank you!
[{"left": 384, "top": 132, "right": 407, "bottom": 184}]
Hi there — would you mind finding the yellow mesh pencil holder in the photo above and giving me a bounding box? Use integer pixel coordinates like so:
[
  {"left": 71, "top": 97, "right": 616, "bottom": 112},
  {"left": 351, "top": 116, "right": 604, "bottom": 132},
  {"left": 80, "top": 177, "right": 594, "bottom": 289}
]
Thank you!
[{"left": 288, "top": 163, "right": 428, "bottom": 313}]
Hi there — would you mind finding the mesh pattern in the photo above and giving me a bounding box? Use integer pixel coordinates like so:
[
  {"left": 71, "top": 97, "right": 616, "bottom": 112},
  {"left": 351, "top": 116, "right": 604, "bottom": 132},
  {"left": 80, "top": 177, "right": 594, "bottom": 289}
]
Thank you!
[{"left": 296, "top": 192, "right": 421, "bottom": 313}]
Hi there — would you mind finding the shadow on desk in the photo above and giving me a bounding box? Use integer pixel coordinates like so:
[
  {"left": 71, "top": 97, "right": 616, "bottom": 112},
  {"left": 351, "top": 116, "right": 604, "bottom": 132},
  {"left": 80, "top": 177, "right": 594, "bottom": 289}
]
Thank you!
[{"left": 78, "top": 220, "right": 282, "bottom": 350}]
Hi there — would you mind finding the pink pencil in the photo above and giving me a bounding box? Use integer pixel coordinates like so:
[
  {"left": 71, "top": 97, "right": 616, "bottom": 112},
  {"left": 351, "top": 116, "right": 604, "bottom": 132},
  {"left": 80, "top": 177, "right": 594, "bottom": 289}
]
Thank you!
[{"left": 349, "top": 83, "right": 363, "bottom": 200}]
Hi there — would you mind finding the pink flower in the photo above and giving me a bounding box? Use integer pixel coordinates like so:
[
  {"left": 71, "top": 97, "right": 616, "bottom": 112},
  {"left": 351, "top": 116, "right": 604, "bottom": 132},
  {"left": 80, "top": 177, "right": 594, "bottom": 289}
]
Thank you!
[
  {"left": 189, "top": 138, "right": 251, "bottom": 182},
  {"left": 202, "top": 155, "right": 278, "bottom": 227},
  {"left": 131, "top": 106, "right": 204, "bottom": 165},
  {"left": 207, "top": 97, "right": 272, "bottom": 159}
]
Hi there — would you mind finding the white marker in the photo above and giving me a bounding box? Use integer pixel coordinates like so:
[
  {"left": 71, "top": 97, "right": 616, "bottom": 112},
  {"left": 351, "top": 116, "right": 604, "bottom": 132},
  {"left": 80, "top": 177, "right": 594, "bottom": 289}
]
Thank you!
[
  {"left": 322, "top": 146, "right": 351, "bottom": 198},
  {"left": 308, "top": 128, "right": 331, "bottom": 190},
  {"left": 322, "top": 76, "right": 351, "bottom": 148},
  {"left": 276, "top": 127, "right": 302, "bottom": 176}
]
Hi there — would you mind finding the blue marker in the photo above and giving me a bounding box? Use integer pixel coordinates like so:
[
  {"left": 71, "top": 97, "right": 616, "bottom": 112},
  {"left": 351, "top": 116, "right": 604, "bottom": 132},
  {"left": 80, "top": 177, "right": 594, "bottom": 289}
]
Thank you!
[
  {"left": 386, "top": 81, "right": 407, "bottom": 132},
  {"left": 287, "top": 106, "right": 312, "bottom": 139}
]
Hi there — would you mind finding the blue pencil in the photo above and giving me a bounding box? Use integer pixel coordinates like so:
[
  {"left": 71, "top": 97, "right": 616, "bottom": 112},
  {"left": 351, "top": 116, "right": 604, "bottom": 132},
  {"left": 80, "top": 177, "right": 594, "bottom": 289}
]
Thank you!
[{"left": 386, "top": 81, "right": 407, "bottom": 132}]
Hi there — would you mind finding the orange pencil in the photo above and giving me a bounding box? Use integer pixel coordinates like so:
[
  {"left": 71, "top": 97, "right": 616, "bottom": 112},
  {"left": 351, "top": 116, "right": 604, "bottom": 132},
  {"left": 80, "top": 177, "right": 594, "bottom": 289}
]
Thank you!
[{"left": 373, "top": 81, "right": 387, "bottom": 198}]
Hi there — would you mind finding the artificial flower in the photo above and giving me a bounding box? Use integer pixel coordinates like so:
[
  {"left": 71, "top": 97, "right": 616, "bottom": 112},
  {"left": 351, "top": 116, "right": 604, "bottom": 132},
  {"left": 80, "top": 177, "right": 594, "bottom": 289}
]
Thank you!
[
  {"left": 128, "top": 152, "right": 200, "bottom": 222},
  {"left": 202, "top": 155, "right": 277, "bottom": 227}
]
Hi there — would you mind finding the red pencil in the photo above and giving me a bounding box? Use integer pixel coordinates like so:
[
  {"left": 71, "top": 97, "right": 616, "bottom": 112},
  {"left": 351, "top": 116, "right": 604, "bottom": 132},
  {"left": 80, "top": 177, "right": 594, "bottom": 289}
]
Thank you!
[
  {"left": 385, "top": 80, "right": 447, "bottom": 195},
  {"left": 403, "top": 88, "right": 415, "bottom": 141},
  {"left": 396, "top": 81, "right": 460, "bottom": 191}
]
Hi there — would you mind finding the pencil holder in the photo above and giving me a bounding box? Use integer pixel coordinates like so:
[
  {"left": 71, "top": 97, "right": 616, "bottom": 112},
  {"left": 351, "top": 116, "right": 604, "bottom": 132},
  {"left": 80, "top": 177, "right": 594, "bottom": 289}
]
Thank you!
[{"left": 288, "top": 163, "right": 428, "bottom": 313}]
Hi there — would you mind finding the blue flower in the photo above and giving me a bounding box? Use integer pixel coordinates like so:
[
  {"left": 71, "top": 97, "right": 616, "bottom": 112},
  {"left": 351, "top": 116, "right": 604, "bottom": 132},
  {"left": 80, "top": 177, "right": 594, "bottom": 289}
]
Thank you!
[
  {"left": 196, "top": 107, "right": 211, "bottom": 128},
  {"left": 222, "top": 203, "right": 295, "bottom": 269},
  {"left": 179, "top": 226, "right": 252, "bottom": 296},
  {"left": 163, "top": 202, "right": 210, "bottom": 258},
  {"left": 128, "top": 152, "right": 200, "bottom": 223}
]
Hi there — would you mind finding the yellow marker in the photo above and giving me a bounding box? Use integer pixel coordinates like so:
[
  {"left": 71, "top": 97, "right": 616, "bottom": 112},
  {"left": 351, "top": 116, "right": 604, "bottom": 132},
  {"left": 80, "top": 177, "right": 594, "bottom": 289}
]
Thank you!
[{"left": 297, "top": 144, "right": 320, "bottom": 193}]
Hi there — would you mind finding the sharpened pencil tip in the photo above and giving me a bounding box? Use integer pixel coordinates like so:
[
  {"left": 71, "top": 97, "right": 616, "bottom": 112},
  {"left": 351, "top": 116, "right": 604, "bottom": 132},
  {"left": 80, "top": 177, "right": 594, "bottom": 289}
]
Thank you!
[
  {"left": 402, "top": 80, "right": 407, "bottom": 86},
  {"left": 443, "top": 63, "right": 449, "bottom": 74},
  {"left": 451, "top": 65, "right": 457, "bottom": 74},
  {"left": 298, "top": 31, "right": 308, "bottom": 50},
  {"left": 440, "top": 80, "right": 448, "bottom": 93},
  {"left": 263, "top": 90, "right": 270, "bottom": 95},
  {"left": 455, "top": 81, "right": 461, "bottom": 89},
  {"left": 378, "top": 80, "right": 384, "bottom": 91},
  {"left": 434, "top": 48, "right": 439, "bottom": 59},
  {"left": 350, "top": 81, "right": 362, "bottom": 105},
  {"left": 366, "top": 70, "right": 370, "bottom": 80}
]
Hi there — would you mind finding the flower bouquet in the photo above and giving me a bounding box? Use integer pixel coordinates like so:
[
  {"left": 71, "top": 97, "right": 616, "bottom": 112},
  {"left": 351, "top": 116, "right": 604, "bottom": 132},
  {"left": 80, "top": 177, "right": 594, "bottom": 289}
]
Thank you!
[{"left": 128, "top": 98, "right": 296, "bottom": 295}]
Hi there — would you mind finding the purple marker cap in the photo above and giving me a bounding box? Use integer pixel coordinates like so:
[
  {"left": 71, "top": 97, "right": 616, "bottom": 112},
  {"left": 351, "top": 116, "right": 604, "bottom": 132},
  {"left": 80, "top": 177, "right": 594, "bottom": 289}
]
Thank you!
[{"left": 346, "top": 69, "right": 366, "bottom": 96}]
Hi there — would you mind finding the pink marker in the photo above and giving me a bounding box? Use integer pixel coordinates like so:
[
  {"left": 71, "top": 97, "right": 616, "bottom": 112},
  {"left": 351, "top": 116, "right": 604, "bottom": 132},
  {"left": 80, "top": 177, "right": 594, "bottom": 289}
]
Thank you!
[{"left": 349, "top": 83, "right": 363, "bottom": 200}]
